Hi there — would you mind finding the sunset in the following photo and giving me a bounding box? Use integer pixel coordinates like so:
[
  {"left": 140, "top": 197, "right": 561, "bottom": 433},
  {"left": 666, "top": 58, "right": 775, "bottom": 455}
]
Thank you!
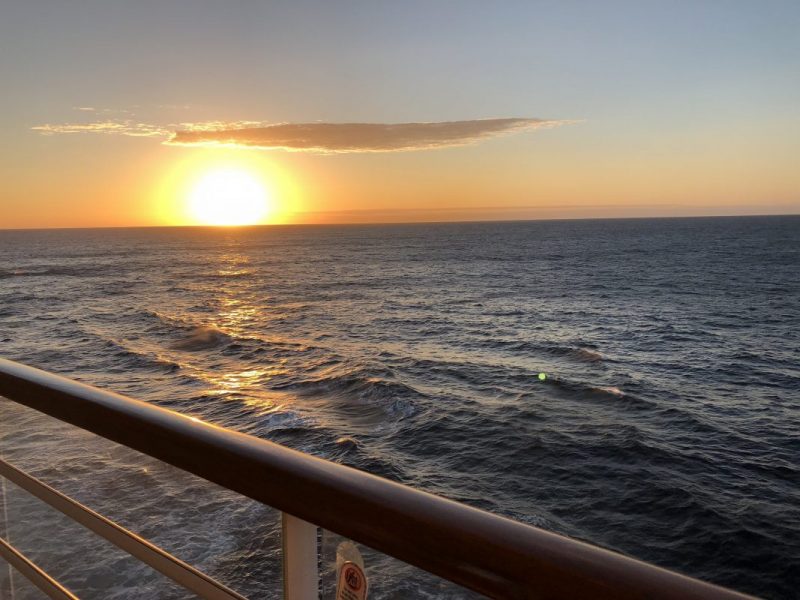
[
  {"left": 0, "top": 3, "right": 798, "bottom": 600},
  {"left": 2, "top": 3, "right": 798, "bottom": 229}
]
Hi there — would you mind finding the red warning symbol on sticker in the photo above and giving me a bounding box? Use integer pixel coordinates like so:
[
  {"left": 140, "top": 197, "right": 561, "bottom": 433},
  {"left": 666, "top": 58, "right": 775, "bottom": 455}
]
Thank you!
[
  {"left": 344, "top": 565, "right": 362, "bottom": 590},
  {"left": 336, "top": 561, "right": 367, "bottom": 600}
]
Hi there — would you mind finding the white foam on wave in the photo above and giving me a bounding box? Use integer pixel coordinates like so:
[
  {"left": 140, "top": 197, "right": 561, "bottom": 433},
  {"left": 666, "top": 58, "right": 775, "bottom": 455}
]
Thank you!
[
  {"left": 596, "top": 386, "right": 625, "bottom": 397},
  {"left": 170, "top": 325, "right": 231, "bottom": 351},
  {"left": 573, "top": 348, "right": 603, "bottom": 362}
]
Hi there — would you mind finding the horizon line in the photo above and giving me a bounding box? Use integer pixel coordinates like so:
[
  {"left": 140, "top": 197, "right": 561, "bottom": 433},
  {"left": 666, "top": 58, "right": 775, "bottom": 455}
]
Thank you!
[{"left": 1, "top": 211, "right": 798, "bottom": 232}]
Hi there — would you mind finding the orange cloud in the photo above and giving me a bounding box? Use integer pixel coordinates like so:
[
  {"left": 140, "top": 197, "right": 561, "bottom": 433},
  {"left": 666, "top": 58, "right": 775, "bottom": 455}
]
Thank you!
[
  {"left": 32, "top": 113, "right": 573, "bottom": 153},
  {"left": 168, "top": 118, "right": 567, "bottom": 153}
]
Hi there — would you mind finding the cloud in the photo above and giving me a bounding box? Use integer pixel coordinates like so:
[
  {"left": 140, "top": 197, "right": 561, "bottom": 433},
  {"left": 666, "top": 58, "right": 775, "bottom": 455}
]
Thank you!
[
  {"left": 168, "top": 118, "right": 565, "bottom": 153},
  {"left": 33, "top": 111, "right": 572, "bottom": 152},
  {"left": 32, "top": 120, "right": 167, "bottom": 138}
]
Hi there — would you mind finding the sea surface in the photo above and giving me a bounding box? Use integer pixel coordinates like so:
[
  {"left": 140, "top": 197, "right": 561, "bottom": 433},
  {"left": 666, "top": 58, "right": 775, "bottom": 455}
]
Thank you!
[{"left": 0, "top": 216, "right": 798, "bottom": 599}]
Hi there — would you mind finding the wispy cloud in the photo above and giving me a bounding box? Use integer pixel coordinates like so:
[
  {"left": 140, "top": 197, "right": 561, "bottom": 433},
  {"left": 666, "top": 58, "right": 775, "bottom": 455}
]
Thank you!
[
  {"left": 34, "top": 106, "right": 165, "bottom": 138},
  {"left": 33, "top": 111, "right": 571, "bottom": 153},
  {"left": 33, "top": 120, "right": 167, "bottom": 137}
]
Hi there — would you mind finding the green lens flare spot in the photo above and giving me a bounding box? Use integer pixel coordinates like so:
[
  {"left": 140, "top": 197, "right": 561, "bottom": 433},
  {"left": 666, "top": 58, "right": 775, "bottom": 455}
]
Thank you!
[{"left": 538, "top": 372, "right": 547, "bottom": 381}]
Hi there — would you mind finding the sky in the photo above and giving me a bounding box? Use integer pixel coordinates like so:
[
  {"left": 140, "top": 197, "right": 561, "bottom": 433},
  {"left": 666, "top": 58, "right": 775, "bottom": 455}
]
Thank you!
[{"left": 0, "top": 0, "right": 798, "bottom": 228}]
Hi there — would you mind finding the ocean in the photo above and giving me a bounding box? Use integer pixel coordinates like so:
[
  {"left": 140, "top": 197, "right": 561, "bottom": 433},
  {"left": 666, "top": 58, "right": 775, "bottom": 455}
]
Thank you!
[{"left": 0, "top": 216, "right": 798, "bottom": 599}]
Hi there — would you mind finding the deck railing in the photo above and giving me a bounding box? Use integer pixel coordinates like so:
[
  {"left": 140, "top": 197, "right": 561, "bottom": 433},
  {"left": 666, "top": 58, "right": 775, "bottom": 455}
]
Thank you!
[{"left": 0, "top": 358, "right": 754, "bottom": 599}]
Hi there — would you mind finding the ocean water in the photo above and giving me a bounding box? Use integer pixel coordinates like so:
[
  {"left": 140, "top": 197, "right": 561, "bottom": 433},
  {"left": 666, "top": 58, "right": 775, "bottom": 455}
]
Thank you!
[{"left": 0, "top": 216, "right": 798, "bottom": 599}]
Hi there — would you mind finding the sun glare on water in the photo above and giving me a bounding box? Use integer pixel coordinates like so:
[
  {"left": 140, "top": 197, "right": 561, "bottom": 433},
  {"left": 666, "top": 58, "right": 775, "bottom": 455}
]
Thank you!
[{"left": 187, "top": 168, "right": 272, "bottom": 226}]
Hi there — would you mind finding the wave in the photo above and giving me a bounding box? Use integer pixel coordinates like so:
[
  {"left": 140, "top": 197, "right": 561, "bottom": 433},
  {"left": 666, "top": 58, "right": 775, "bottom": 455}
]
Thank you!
[
  {"left": 546, "top": 377, "right": 660, "bottom": 411},
  {"left": 272, "top": 368, "right": 421, "bottom": 420},
  {"left": 144, "top": 310, "right": 318, "bottom": 355},
  {"left": 481, "top": 338, "right": 606, "bottom": 362},
  {"left": 96, "top": 336, "right": 185, "bottom": 374},
  {"left": 591, "top": 385, "right": 625, "bottom": 397},
  {"left": 275, "top": 371, "right": 420, "bottom": 401},
  {"left": 571, "top": 348, "right": 604, "bottom": 362},
  {"left": 169, "top": 325, "right": 232, "bottom": 351},
  {"left": 0, "top": 264, "right": 110, "bottom": 278},
  {"left": 334, "top": 436, "right": 359, "bottom": 451}
]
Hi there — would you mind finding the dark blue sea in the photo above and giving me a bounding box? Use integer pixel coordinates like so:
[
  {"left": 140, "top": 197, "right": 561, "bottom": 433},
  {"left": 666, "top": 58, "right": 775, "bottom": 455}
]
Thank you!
[{"left": 0, "top": 216, "right": 798, "bottom": 599}]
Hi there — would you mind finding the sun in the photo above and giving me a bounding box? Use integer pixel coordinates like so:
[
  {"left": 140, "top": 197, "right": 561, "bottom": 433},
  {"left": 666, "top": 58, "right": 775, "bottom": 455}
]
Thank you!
[
  {"left": 187, "top": 168, "right": 272, "bottom": 226},
  {"left": 155, "top": 153, "right": 300, "bottom": 226}
]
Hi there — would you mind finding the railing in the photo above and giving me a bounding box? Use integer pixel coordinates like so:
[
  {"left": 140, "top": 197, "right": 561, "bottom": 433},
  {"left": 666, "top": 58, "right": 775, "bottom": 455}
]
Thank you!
[{"left": 0, "top": 358, "right": 754, "bottom": 599}]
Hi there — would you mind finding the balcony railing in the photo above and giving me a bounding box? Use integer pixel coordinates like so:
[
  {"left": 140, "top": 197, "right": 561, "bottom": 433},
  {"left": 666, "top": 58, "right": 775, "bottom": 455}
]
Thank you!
[{"left": 0, "top": 358, "right": 753, "bottom": 599}]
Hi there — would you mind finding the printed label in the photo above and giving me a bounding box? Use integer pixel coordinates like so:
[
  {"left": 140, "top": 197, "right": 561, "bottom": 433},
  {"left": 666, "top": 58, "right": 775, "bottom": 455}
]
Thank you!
[{"left": 336, "top": 561, "right": 367, "bottom": 600}]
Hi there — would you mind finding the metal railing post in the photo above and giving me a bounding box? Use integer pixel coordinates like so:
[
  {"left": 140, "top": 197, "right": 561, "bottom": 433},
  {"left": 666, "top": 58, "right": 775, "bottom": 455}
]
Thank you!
[
  {"left": 0, "top": 467, "right": 15, "bottom": 600},
  {"left": 282, "top": 512, "right": 318, "bottom": 600},
  {"left": 0, "top": 537, "right": 79, "bottom": 600},
  {"left": 0, "top": 459, "right": 245, "bottom": 600}
]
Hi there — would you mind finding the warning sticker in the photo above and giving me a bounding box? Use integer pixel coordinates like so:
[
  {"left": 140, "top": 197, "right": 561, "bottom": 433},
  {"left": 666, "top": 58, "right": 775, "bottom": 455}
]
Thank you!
[{"left": 336, "top": 561, "right": 368, "bottom": 600}]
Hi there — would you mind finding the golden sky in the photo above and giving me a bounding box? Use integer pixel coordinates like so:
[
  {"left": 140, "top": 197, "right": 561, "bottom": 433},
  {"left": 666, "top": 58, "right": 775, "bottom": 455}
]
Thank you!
[{"left": 1, "top": 2, "right": 798, "bottom": 228}]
